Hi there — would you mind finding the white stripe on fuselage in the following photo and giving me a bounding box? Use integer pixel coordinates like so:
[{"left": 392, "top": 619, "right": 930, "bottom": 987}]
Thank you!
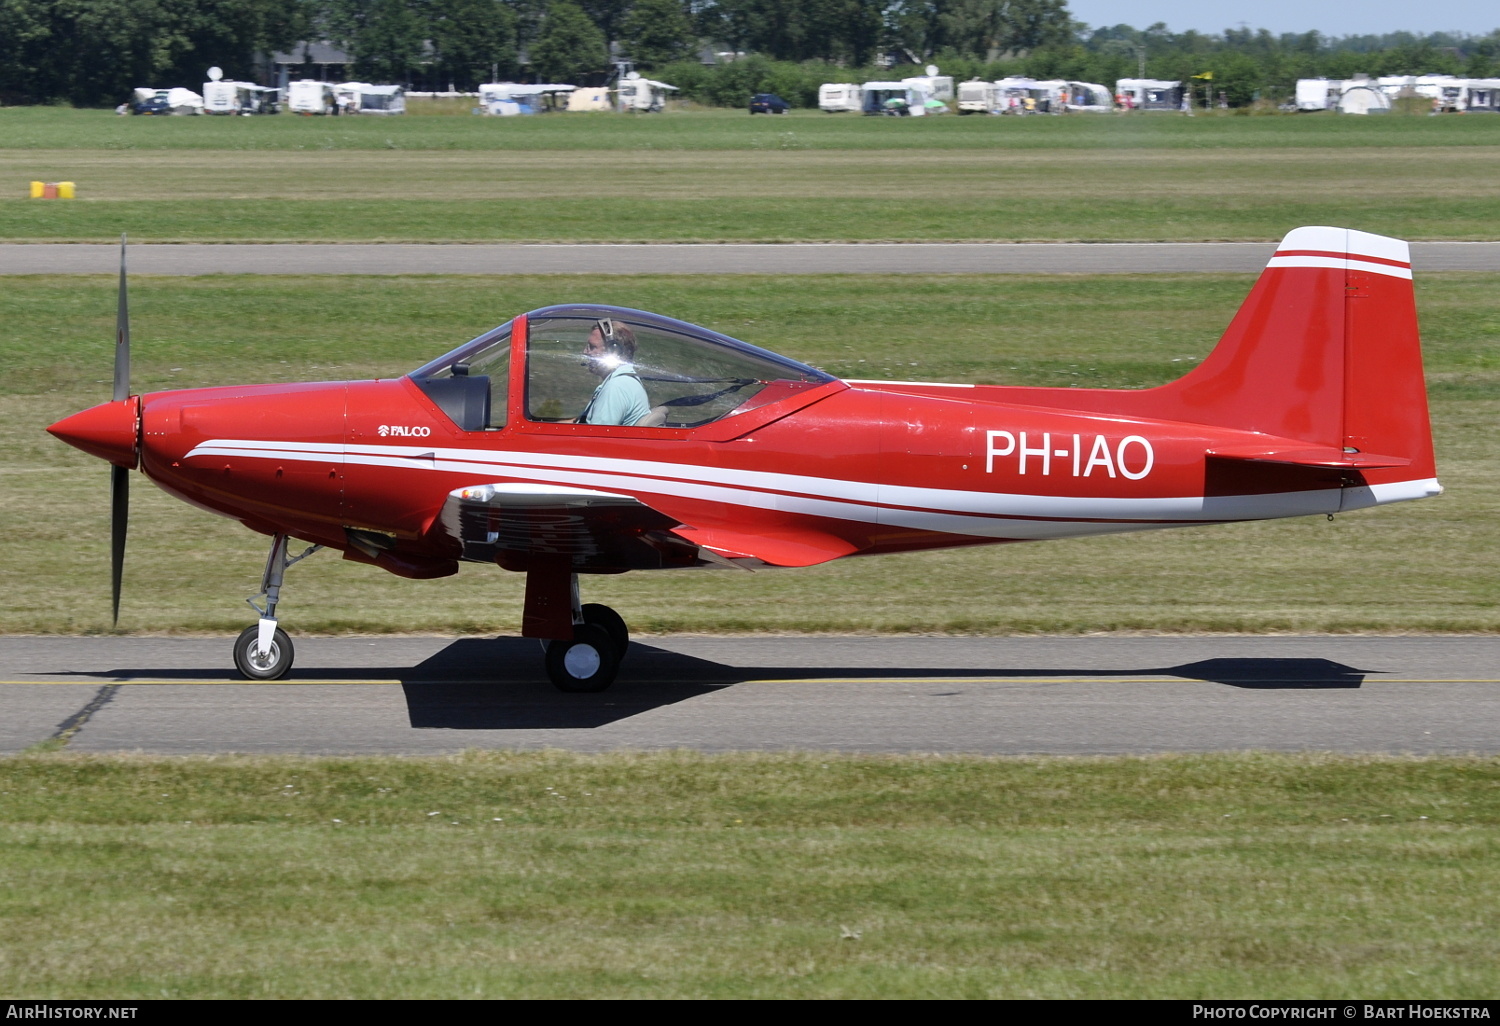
[{"left": 182, "top": 439, "right": 1435, "bottom": 539}]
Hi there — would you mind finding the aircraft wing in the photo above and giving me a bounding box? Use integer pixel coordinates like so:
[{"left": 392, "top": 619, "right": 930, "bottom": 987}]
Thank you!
[
  {"left": 436, "top": 482, "right": 859, "bottom": 572},
  {"left": 437, "top": 483, "right": 702, "bottom": 572}
]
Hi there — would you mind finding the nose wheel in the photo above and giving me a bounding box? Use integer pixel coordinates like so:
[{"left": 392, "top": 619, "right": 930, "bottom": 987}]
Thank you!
[
  {"left": 234, "top": 533, "right": 321, "bottom": 681},
  {"left": 234, "top": 624, "right": 294, "bottom": 680}
]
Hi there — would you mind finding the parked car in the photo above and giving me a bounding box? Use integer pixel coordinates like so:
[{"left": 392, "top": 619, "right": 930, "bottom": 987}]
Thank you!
[{"left": 749, "top": 93, "right": 790, "bottom": 114}]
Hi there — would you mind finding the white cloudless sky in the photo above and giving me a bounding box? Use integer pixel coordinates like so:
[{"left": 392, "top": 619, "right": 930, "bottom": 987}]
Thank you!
[{"left": 1064, "top": 1, "right": 1498, "bottom": 37}]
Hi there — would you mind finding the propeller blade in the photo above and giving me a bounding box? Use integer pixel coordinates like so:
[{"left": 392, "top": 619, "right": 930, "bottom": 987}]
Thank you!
[
  {"left": 113, "top": 234, "right": 130, "bottom": 403},
  {"left": 110, "top": 463, "right": 128, "bottom": 626},
  {"left": 110, "top": 234, "right": 130, "bottom": 625}
]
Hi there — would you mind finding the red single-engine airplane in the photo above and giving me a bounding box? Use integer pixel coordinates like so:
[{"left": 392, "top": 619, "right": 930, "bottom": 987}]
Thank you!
[{"left": 49, "top": 226, "right": 1440, "bottom": 691}]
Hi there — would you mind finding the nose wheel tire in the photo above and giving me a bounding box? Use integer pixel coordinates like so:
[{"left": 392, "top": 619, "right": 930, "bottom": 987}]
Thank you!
[
  {"left": 581, "top": 603, "right": 629, "bottom": 657},
  {"left": 233, "top": 625, "right": 294, "bottom": 680},
  {"left": 545, "top": 624, "right": 619, "bottom": 692}
]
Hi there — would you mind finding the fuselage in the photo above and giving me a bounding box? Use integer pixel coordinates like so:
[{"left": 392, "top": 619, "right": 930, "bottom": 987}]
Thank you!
[{"left": 126, "top": 371, "right": 1394, "bottom": 578}]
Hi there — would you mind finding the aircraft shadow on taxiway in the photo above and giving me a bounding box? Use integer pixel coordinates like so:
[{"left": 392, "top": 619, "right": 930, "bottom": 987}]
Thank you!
[{"left": 77, "top": 640, "right": 1370, "bottom": 731}]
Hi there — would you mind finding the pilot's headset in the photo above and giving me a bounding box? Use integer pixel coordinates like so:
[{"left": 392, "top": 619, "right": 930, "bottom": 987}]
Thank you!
[{"left": 589, "top": 317, "right": 626, "bottom": 372}]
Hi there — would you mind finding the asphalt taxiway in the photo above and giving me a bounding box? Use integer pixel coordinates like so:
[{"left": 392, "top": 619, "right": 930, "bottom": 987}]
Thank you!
[
  {"left": 2, "top": 635, "right": 1495, "bottom": 756},
  {"left": 3, "top": 241, "right": 1500, "bottom": 276}
]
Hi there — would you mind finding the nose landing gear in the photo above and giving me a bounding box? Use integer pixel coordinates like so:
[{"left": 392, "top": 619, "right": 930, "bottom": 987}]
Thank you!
[{"left": 233, "top": 533, "right": 322, "bottom": 680}]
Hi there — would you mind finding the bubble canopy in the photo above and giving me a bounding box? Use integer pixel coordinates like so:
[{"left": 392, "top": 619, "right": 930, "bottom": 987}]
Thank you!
[{"left": 408, "top": 304, "right": 834, "bottom": 386}]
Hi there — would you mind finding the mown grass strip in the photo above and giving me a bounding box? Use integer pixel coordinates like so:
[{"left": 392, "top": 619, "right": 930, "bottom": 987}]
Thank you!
[
  {"left": 0, "top": 751, "right": 1495, "bottom": 998},
  {"left": 2, "top": 142, "right": 1498, "bottom": 243},
  {"left": 5, "top": 105, "right": 1499, "bottom": 151}
]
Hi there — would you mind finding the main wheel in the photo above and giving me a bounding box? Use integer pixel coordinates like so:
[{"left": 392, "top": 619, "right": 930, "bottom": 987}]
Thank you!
[
  {"left": 544, "top": 624, "right": 619, "bottom": 693},
  {"left": 234, "top": 624, "right": 294, "bottom": 680},
  {"left": 581, "top": 603, "right": 629, "bottom": 657}
]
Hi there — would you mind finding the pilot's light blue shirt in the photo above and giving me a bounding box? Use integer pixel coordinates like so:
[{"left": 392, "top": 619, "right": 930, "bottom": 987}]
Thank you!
[{"left": 582, "top": 364, "right": 651, "bottom": 426}]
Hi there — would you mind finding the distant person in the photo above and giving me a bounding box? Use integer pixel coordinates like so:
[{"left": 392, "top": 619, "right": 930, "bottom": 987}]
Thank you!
[{"left": 578, "top": 319, "right": 651, "bottom": 426}]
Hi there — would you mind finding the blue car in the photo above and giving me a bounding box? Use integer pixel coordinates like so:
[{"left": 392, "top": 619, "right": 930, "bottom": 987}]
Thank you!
[{"left": 749, "top": 93, "right": 790, "bottom": 114}]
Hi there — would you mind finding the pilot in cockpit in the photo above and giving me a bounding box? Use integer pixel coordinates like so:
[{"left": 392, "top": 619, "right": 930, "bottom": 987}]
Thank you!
[{"left": 578, "top": 318, "right": 652, "bottom": 426}]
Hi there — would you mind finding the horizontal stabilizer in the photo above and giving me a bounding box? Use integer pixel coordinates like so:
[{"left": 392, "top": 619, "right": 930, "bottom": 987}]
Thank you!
[{"left": 1207, "top": 445, "right": 1411, "bottom": 469}]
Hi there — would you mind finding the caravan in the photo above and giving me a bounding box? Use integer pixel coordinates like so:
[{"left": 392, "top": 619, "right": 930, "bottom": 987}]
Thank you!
[
  {"left": 818, "top": 83, "right": 862, "bottom": 112},
  {"left": 355, "top": 84, "right": 405, "bottom": 114},
  {"left": 1295, "top": 79, "right": 1342, "bottom": 111},
  {"left": 334, "top": 82, "right": 405, "bottom": 114},
  {"left": 1115, "top": 79, "right": 1183, "bottom": 111},
  {"left": 957, "top": 79, "right": 1000, "bottom": 114},
  {"left": 902, "top": 72, "right": 953, "bottom": 103},
  {"left": 287, "top": 80, "right": 337, "bottom": 115},
  {"left": 203, "top": 68, "right": 280, "bottom": 114},
  {"left": 203, "top": 81, "right": 279, "bottom": 114},
  {"left": 616, "top": 72, "right": 677, "bottom": 112}
]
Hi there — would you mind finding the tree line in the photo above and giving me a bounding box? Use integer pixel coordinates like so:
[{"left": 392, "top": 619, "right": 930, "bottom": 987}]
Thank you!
[{"left": 0, "top": 1, "right": 1495, "bottom": 107}]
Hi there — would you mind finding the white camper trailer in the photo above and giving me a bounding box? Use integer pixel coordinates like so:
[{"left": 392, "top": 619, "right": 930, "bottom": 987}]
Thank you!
[
  {"left": 287, "top": 80, "right": 337, "bottom": 114},
  {"left": 1064, "top": 82, "right": 1113, "bottom": 112},
  {"left": 333, "top": 82, "right": 404, "bottom": 114},
  {"left": 202, "top": 81, "right": 279, "bottom": 114},
  {"left": 1115, "top": 78, "right": 1183, "bottom": 110},
  {"left": 1295, "top": 79, "right": 1342, "bottom": 111},
  {"left": 818, "top": 83, "right": 862, "bottom": 112},
  {"left": 355, "top": 84, "right": 405, "bottom": 114},
  {"left": 957, "top": 78, "right": 1000, "bottom": 114},
  {"left": 902, "top": 72, "right": 953, "bottom": 103},
  {"left": 616, "top": 72, "right": 677, "bottom": 112}
]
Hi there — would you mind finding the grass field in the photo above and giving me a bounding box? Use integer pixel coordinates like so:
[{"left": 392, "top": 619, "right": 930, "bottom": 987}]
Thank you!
[
  {"left": 4, "top": 272, "right": 1495, "bottom": 636},
  {"left": 0, "top": 751, "right": 1495, "bottom": 998},
  {"left": 2, "top": 107, "right": 1498, "bottom": 241}
]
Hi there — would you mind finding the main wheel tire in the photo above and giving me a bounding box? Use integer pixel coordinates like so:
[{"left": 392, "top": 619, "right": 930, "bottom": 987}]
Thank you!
[
  {"left": 233, "top": 624, "right": 294, "bottom": 680},
  {"left": 545, "top": 624, "right": 619, "bottom": 693},
  {"left": 581, "top": 603, "right": 629, "bottom": 657}
]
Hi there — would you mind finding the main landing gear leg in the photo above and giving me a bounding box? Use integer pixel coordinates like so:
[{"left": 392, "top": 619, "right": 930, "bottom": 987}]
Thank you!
[
  {"left": 527, "top": 570, "right": 630, "bottom": 693},
  {"left": 234, "top": 533, "right": 322, "bottom": 680}
]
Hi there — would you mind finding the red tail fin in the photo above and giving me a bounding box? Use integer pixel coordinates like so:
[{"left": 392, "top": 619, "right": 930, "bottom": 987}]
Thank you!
[
  {"left": 971, "top": 227, "right": 1438, "bottom": 500},
  {"left": 1162, "top": 226, "right": 1435, "bottom": 485}
]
